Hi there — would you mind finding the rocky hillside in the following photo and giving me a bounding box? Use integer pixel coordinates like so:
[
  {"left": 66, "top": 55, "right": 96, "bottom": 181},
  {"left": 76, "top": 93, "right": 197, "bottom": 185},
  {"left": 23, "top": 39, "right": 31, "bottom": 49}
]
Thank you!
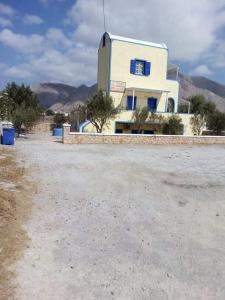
[
  {"left": 179, "top": 74, "right": 225, "bottom": 111},
  {"left": 32, "top": 83, "right": 97, "bottom": 112},
  {"left": 32, "top": 75, "right": 225, "bottom": 112}
]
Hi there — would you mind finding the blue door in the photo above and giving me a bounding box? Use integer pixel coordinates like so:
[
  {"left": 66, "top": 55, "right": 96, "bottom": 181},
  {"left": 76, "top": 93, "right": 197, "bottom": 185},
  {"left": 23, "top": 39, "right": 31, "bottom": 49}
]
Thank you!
[
  {"left": 127, "top": 96, "right": 137, "bottom": 110},
  {"left": 148, "top": 97, "right": 157, "bottom": 112}
]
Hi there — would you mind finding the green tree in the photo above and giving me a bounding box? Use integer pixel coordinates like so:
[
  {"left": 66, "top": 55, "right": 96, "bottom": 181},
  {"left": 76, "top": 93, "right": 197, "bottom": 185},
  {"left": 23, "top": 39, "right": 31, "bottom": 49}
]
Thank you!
[
  {"left": 2, "top": 82, "right": 43, "bottom": 135},
  {"left": 189, "top": 95, "right": 206, "bottom": 114},
  {"left": 207, "top": 110, "right": 225, "bottom": 135},
  {"left": 0, "top": 92, "right": 14, "bottom": 121},
  {"left": 163, "top": 115, "right": 183, "bottom": 135},
  {"left": 132, "top": 107, "right": 149, "bottom": 133},
  {"left": 86, "top": 90, "right": 120, "bottom": 133},
  {"left": 46, "top": 109, "right": 55, "bottom": 116},
  {"left": 12, "top": 104, "right": 42, "bottom": 135},
  {"left": 53, "top": 113, "right": 67, "bottom": 128}
]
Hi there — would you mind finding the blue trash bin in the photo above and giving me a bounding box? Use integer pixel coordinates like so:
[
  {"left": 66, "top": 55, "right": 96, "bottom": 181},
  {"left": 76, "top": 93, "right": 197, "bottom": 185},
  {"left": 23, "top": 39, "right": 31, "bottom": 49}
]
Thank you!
[
  {"left": 2, "top": 128, "right": 15, "bottom": 145},
  {"left": 53, "top": 128, "right": 63, "bottom": 137}
]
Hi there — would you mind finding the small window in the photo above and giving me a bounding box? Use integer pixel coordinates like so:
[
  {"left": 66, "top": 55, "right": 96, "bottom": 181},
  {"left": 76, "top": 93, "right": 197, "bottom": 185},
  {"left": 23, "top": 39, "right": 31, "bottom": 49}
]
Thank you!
[
  {"left": 102, "top": 34, "right": 106, "bottom": 47},
  {"left": 135, "top": 60, "right": 145, "bottom": 75},
  {"left": 130, "top": 60, "right": 151, "bottom": 76},
  {"left": 144, "top": 130, "right": 154, "bottom": 135},
  {"left": 132, "top": 129, "right": 139, "bottom": 134},
  {"left": 115, "top": 128, "right": 123, "bottom": 134}
]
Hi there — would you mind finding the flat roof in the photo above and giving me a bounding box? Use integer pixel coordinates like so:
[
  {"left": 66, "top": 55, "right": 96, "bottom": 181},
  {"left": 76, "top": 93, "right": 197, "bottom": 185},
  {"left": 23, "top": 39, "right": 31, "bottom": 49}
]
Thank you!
[{"left": 107, "top": 32, "right": 168, "bottom": 50}]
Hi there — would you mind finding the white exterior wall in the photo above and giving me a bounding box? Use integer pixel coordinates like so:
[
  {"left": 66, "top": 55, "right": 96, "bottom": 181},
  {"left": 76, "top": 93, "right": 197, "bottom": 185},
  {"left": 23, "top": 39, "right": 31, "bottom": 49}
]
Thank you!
[{"left": 92, "top": 32, "right": 193, "bottom": 136}]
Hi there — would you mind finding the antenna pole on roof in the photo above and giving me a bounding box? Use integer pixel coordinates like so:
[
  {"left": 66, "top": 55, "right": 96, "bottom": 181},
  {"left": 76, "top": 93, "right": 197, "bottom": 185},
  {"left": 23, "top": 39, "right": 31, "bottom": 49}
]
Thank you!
[{"left": 102, "top": 0, "right": 106, "bottom": 32}]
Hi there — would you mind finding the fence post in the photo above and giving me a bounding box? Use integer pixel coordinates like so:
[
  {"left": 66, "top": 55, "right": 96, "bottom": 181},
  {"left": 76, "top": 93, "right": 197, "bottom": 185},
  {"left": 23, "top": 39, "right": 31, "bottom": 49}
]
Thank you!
[{"left": 62, "top": 123, "right": 71, "bottom": 144}]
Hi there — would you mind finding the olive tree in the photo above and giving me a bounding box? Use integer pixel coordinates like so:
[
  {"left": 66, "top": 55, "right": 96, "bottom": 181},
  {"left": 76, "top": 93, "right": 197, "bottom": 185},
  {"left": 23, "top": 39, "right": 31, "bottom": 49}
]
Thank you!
[
  {"left": 207, "top": 110, "right": 225, "bottom": 135},
  {"left": 163, "top": 115, "right": 183, "bottom": 135},
  {"left": 86, "top": 90, "right": 120, "bottom": 133}
]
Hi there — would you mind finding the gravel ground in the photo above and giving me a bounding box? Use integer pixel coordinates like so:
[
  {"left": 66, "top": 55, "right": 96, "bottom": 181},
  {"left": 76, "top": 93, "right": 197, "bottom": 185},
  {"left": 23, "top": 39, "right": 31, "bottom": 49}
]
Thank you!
[{"left": 13, "top": 133, "right": 225, "bottom": 300}]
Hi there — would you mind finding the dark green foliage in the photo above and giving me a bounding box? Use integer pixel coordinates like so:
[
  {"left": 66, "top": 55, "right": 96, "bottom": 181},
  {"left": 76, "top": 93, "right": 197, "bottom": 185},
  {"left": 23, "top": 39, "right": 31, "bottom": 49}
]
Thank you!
[
  {"left": 46, "top": 109, "right": 55, "bottom": 116},
  {"left": 1, "top": 82, "right": 43, "bottom": 135},
  {"left": 53, "top": 113, "right": 67, "bottom": 128},
  {"left": 207, "top": 110, "right": 225, "bottom": 135},
  {"left": 189, "top": 95, "right": 216, "bottom": 116},
  {"left": 163, "top": 115, "right": 183, "bottom": 135},
  {"left": 86, "top": 90, "right": 120, "bottom": 133},
  {"left": 178, "top": 104, "right": 189, "bottom": 113}
]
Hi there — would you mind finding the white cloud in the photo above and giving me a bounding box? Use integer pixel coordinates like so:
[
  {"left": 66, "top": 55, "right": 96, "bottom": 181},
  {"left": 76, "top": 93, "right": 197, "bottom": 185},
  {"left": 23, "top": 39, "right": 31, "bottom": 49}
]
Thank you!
[
  {"left": 39, "top": 0, "right": 65, "bottom": 6},
  {"left": 192, "top": 65, "right": 212, "bottom": 76},
  {"left": 0, "top": 3, "right": 16, "bottom": 28},
  {"left": 0, "top": 3, "right": 16, "bottom": 17},
  {"left": 0, "top": 16, "right": 12, "bottom": 27},
  {"left": 23, "top": 14, "right": 44, "bottom": 25},
  {"left": 68, "top": 0, "right": 225, "bottom": 62},
  {"left": 0, "top": 29, "right": 45, "bottom": 54},
  {"left": 0, "top": 0, "right": 225, "bottom": 86}
]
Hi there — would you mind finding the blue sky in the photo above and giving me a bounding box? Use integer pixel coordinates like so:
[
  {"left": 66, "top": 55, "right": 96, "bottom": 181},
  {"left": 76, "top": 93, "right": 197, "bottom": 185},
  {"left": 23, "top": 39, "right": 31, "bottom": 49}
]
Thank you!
[{"left": 0, "top": 0, "right": 225, "bottom": 88}]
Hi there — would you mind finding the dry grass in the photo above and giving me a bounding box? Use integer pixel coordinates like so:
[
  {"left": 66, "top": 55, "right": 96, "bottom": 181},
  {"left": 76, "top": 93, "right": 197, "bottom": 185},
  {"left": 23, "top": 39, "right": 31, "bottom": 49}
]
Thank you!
[{"left": 0, "top": 148, "right": 34, "bottom": 300}]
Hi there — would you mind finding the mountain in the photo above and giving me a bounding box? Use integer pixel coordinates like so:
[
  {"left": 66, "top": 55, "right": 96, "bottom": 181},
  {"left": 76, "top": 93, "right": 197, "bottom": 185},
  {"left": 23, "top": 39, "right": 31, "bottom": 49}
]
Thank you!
[
  {"left": 179, "top": 74, "right": 225, "bottom": 111},
  {"left": 32, "top": 75, "right": 225, "bottom": 112},
  {"left": 32, "top": 83, "right": 97, "bottom": 112}
]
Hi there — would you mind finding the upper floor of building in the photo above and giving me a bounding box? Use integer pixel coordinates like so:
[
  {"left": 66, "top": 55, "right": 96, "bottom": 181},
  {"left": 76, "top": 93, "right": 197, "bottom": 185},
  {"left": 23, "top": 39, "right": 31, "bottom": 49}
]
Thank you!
[{"left": 97, "top": 32, "right": 179, "bottom": 94}]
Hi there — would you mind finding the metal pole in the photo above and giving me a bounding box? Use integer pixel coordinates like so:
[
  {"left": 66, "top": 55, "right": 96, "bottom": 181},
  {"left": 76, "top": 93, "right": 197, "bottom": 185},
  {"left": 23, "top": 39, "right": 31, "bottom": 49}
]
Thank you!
[{"left": 188, "top": 101, "right": 191, "bottom": 114}]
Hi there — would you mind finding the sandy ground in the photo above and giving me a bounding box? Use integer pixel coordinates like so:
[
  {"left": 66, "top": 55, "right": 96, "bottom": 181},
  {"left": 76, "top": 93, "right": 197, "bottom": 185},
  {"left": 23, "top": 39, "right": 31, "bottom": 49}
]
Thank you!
[
  {"left": 0, "top": 147, "right": 33, "bottom": 300},
  {"left": 9, "top": 134, "right": 225, "bottom": 299}
]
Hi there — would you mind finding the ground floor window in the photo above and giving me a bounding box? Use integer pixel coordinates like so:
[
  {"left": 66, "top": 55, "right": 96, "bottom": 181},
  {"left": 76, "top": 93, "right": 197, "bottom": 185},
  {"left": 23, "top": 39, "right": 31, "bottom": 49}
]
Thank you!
[
  {"left": 144, "top": 130, "right": 154, "bottom": 134},
  {"left": 115, "top": 128, "right": 123, "bottom": 134}
]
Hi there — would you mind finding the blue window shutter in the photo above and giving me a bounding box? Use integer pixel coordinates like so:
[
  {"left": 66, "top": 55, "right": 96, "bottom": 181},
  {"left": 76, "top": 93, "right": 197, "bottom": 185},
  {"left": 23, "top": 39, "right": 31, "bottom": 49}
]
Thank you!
[
  {"left": 144, "top": 61, "right": 151, "bottom": 76},
  {"left": 130, "top": 60, "right": 136, "bottom": 74},
  {"left": 133, "top": 96, "right": 137, "bottom": 110},
  {"left": 127, "top": 96, "right": 133, "bottom": 110}
]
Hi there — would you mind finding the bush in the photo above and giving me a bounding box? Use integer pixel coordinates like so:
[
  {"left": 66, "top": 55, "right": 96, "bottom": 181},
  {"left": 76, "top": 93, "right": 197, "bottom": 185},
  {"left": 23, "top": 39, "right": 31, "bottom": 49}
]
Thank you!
[
  {"left": 46, "top": 109, "right": 55, "bottom": 116},
  {"left": 163, "top": 115, "right": 183, "bottom": 135},
  {"left": 53, "top": 113, "right": 67, "bottom": 128},
  {"left": 207, "top": 110, "right": 225, "bottom": 135}
]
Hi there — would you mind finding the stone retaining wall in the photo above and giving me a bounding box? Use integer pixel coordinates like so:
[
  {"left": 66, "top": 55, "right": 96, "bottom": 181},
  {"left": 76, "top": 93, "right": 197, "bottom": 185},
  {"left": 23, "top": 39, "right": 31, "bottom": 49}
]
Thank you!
[
  {"left": 62, "top": 124, "right": 225, "bottom": 145},
  {"left": 31, "top": 122, "right": 55, "bottom": 133}
]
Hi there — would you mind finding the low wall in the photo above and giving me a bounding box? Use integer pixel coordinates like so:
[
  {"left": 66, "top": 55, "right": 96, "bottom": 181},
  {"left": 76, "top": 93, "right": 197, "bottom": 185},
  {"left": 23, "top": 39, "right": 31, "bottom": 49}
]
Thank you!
[{"left": 62, "top": 126, "right": 225, "bottom": 145}]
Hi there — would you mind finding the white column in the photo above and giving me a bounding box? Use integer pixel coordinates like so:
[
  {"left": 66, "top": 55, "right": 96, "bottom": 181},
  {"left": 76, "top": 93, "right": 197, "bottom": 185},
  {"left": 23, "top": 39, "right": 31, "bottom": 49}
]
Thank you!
[{"left": 132, "top": 89, "right": 135, "bottom": 110}]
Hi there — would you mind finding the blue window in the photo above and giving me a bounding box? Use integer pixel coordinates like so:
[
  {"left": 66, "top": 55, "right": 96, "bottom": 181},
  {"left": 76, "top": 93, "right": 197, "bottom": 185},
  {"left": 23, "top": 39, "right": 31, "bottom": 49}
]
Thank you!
[
  {"left": 127, "top": 96, "right": 137, "bottom": 110},
  {"left": 130, "top": 60, "right": 151, "bottom": 76},
  {"left": 148, "top": 97, "right": 157, "bottom": 112},
  {"left": 102, "top": 33, "right": 106, "bottom": 47}
]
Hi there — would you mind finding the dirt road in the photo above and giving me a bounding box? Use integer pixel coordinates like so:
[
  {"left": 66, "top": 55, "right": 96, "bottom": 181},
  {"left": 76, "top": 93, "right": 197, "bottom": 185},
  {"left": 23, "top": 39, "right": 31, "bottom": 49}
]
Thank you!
[{"left": 6, "top": 134, "right": 225, "bottom": 299}]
